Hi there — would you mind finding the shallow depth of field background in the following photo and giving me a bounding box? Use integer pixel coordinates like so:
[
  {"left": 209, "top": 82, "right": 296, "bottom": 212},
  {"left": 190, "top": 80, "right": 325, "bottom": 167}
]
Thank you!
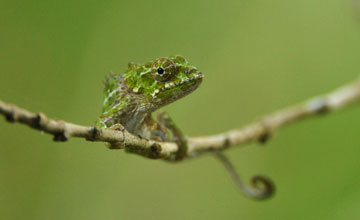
[{"left": 1, "top": 0, "right": 360, "bottom": 219}]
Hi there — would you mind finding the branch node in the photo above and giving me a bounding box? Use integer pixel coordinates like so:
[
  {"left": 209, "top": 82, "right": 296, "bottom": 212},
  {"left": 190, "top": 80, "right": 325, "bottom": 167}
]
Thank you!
[
  {"left": 150, "top": 142, "right": 162, "bottom": 156},
  {"left": 258, "top": 120, "right": 272, "bottom": 144},
  {"left": 223, "top": 138, "right": 230, "bottom": 148},
  {"left": 258, "top": 132, "right": 271, "bottom": 144},
  {"left": 5, "top": 105, "right": 18, "bottom": 122},
  {"left": 86, "top": 126, "right": 101, "bottom": 141},
  {"left": 108, "top": 143, "right": 123, "bottom": 149},
  {"left": 34, "top": 112, "right": 48, "bottom": 129},
  {"left": 53, "top": 132, "right": 68, "bottom": 142},
  {"left": 308, "top": 97, "right": 329, "bottom": 114},
  {"left": 52, "top": 120, "right": 69, "bottom": 142}
]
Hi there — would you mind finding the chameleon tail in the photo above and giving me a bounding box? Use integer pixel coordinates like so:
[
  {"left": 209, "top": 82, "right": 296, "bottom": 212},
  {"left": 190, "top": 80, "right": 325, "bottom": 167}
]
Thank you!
[{"left": 214, "top": 151, "right": 275, "bottom": 199}]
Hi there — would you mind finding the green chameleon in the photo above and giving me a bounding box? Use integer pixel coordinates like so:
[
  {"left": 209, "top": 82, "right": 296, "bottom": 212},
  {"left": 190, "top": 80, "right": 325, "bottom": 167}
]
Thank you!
[
  {"left": 96, "top": 55, "right": 202, "bottom": 160},
  {"left": 97, "top": 55, "right": 274, "bottom": 199}
]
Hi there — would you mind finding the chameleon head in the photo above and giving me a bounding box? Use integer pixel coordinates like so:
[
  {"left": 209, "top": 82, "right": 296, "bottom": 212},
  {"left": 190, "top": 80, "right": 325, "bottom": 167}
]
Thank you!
[{"left": 124, "top": 55, "right": 203, "bottom": 110}]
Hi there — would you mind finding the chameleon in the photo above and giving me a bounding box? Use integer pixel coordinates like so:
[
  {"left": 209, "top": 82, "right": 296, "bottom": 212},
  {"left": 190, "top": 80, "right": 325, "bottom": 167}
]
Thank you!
[
  {"left": 96, "top": 55, "right": 203, "bottom": 160},
  {"left": 96, "top": 55, "right": 274, "bottom": 199}
]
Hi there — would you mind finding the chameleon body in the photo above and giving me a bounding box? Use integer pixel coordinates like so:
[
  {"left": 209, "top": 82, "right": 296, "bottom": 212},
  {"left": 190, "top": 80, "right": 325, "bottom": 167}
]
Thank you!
[
  {"left": 97, "top": 55, "right": 203, "bottom": 155},
  {"left": 96, "top": 55, "right": 273, "bottom": 199}
]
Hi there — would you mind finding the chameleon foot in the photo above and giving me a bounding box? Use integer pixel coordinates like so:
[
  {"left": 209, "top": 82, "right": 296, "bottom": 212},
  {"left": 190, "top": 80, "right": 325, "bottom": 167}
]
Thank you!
[{"left": 157, "top": 111, "right": 187, "bottom": 160}]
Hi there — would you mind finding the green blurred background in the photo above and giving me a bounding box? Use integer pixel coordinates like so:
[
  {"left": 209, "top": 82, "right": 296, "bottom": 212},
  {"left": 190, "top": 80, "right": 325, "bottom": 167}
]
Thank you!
[{"left": 1, "top": 0, "right": 360, "bottom": 219}]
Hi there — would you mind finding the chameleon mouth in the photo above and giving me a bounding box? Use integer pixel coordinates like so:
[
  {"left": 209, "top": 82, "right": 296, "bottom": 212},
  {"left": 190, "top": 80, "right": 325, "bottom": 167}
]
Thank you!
[{"left": 152, "top": 73, "right": 203, "bottom": 97}]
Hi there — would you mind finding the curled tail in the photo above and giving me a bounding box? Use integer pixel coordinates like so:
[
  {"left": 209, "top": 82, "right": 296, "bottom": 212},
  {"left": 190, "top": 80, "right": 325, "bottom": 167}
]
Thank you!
[{"left": 214, "top": 151, "right": 275, "bottom": 199}]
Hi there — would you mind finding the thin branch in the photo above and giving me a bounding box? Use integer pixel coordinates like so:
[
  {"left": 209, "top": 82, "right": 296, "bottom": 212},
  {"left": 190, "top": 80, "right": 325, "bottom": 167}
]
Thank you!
[
  {"left": 0, "top": 100, "right": 178, "bottom": 159},
  {"left": 1, "top": 77, "right": 360, "bottom": 161},
  {"left": 187, "top": 77, "right": 360, "bottom": 157}
]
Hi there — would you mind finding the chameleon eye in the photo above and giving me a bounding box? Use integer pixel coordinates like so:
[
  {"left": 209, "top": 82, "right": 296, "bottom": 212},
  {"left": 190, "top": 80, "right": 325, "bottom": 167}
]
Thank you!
[
  {"left": 157, "top": 67, "right": 164, "bottom": 75},
  {"left": 151, "top": 58, "right": 177, "bottom": 82}
]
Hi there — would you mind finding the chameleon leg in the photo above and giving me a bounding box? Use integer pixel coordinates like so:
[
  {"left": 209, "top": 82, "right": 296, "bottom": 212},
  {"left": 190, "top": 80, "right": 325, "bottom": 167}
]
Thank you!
[
  {"left": 157, "top": 111, "right": 187, "bottom": 161},
  {"left": 214, "top": 151, "right": 275, "bottom": 199}
]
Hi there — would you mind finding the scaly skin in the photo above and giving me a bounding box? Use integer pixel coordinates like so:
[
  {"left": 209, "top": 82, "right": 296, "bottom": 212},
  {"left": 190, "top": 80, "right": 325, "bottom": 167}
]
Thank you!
[
  {"left": 96, "top": 55, "right": 273, "bottom": 198},
  {"left": 96, "top": 55, "right": 203, "bottom": 147}
]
